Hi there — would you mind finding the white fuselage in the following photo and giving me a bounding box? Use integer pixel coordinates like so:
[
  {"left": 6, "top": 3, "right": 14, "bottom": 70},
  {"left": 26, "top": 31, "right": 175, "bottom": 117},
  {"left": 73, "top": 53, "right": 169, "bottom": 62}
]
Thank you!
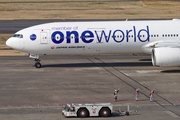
[{"left": 6, "top": 20, "right": 180, "bottom": 55}]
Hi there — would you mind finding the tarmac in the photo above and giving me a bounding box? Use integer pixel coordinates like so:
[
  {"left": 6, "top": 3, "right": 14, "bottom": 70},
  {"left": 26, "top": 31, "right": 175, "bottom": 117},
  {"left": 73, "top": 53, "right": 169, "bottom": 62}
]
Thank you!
[
  {"left": 0, "top": 19, "right": 171, "bottom": 34},
  {"left": 0, "top": 54, "right": 179, "bottom": 120}
]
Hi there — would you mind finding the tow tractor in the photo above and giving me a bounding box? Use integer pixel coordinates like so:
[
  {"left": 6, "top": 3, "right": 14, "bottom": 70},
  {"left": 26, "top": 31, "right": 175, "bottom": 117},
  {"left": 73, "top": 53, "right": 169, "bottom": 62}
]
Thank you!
[{"left": 62, "top": 103, "right": 132, "bottom": 118}]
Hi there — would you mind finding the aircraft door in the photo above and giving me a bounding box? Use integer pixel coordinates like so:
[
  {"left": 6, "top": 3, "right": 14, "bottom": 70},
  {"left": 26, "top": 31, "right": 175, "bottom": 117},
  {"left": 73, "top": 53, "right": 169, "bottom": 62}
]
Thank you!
[
  {"left": 33, "top": 29, "right": 50, "bottom": 44},
  {"left": 40, "top": 32, "right": 48, "bottom": 44}
]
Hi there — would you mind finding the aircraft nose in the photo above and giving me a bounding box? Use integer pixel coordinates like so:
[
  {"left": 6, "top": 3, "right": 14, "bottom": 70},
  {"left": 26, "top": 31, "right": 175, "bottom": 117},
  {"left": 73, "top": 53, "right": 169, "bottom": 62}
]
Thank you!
[
  {"left": 6, "top": 37, "right": 20, "bottom": 50},
  {"left": 6, "top": 38, "right": 12, "bottom": 47}
]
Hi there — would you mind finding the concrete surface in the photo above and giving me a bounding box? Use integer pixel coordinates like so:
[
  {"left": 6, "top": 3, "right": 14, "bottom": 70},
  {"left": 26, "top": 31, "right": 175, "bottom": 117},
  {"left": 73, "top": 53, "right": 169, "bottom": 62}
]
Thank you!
[{"left": 0, "top": 54, "right": 179, "bottom": 120}]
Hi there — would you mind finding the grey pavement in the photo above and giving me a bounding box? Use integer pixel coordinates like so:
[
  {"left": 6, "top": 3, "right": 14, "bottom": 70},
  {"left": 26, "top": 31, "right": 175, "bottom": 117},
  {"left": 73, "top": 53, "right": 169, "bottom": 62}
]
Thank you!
[
  {"left": 0, "top": 54, "right": 179, "bottom": 120},
  {"left": 0, "top": 19, "right": 172, "bottom": 34}
]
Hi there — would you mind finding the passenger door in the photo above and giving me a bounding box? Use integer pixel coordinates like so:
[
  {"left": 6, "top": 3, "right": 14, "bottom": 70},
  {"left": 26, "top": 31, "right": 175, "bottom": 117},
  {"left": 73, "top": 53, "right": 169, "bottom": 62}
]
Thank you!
[{"left": 40, "top": 30, "right": 49, "bottom": 44}]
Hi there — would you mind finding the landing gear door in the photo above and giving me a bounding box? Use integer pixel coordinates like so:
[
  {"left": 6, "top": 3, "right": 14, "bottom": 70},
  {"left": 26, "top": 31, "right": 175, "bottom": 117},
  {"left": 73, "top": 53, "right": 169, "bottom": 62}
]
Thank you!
[{"left": 40, "top": 31, "right": 49, "bottom": 44}]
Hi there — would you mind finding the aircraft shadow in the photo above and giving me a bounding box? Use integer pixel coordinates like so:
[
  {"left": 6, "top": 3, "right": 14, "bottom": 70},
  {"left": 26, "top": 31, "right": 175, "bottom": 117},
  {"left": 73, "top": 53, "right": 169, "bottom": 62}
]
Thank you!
[
  {"left": 111, "top": 113, "right": 140, "bottom": 117},
  {"left": 161, "top": 69, "right": 180, "bottom": 73},
  {"left": 139, "top": 59, "right": 151, "bottom": 61},
  {"left": 42, "top": 62, "right": 152, "bottom": 68}
]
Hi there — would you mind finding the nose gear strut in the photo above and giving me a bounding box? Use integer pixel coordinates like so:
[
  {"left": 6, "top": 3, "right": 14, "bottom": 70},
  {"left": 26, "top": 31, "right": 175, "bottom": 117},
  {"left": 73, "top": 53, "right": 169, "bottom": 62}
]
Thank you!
[{"left": 29, "top": 54, "right": 42, "bottom": 68}]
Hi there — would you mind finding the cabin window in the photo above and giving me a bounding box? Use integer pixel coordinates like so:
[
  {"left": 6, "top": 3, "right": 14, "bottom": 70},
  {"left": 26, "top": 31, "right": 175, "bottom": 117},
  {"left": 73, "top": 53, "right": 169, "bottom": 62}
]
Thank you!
[
  {"left": 112, "top": 36, "right": 115, "bottom": 38},
  {"left": 13, "top": 34, "right": 23, "bottom": 38}
]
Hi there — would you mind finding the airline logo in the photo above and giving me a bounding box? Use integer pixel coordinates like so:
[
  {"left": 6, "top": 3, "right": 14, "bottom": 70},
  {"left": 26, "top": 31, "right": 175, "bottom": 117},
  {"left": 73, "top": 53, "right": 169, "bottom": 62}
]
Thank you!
[
  {"left": 30, "top": 34, "right": 37, "bottom": 41},
  {"left": 35, "top": 26, "right": 150, "bottom": 44}
]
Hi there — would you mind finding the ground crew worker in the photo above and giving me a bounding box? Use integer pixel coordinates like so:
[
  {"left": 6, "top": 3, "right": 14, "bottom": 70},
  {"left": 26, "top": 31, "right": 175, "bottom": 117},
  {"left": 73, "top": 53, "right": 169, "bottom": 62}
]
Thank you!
[
  {"left": 149, "top": 89, "right": 155, "bottom": 102},
  {"left": 135, "top": 88, "right": 139, "bottom": 101},
  {"left": 114, "top": 88, "right": 119, "bottom": 102}
]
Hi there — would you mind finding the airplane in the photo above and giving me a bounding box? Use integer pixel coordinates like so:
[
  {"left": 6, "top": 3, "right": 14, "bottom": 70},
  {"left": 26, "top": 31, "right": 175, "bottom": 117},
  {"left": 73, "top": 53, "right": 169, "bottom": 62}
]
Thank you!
[{"left": 6, "top": 19, "right": 180, "bottom": 68}]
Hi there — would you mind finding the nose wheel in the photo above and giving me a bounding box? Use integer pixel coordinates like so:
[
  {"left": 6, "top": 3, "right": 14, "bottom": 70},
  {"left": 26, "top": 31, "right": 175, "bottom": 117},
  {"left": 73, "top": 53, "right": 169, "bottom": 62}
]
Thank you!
[
  {"left": 34, "top": 59, "right": 41, "bottom": 68},
  {"left": 29, "top": 54, "right": 42, "bottom": 68},
  {"left": 35, "top": 62, "right": 41, "bottom": 68}
]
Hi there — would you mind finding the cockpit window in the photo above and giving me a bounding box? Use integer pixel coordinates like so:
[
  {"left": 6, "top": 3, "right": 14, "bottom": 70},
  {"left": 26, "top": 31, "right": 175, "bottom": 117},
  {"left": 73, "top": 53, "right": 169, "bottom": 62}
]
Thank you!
[{"left": 13, "top": 34, "right": 23, "bottom": 38}]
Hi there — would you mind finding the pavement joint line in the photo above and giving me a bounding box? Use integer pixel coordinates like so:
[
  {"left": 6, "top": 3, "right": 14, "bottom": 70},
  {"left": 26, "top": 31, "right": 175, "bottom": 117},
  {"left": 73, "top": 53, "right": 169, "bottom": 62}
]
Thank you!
[
  {"left": 0, "top": 103, "right": 161, "bottom": 109},
  {"left": 165, "top": 111, "right": 180, "bottom": 118},
  {"left": 0, "top": 105, "right": 62, "bottom": 109},
  {"left": 0, "top": 104, "right": 132, "bottom": 109}
]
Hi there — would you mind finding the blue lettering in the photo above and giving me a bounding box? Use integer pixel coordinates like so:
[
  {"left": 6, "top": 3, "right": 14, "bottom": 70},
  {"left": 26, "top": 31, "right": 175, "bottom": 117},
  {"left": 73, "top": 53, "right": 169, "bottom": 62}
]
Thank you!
[
  {"left": 66, "top": 31, "right": 79, "bottom": 43},
  {"left": 81, "top": 30, "right": 94, "bottom": 43},
  {"left": 113, "top": 30, "right": 124, "bottom": 43},
  {"left": 51, "top": 26, "right": 150, "bottom": 44},
  {"left": 138, "top": 26, "right": 150, "bottom": 42},
  {"left": 133, "top": 26, "right": 136, "bottom": 42},
  {"left": 126, "top": 29, "right": 133, "bottom": 42},
  {"left": 95, "top": 30, "right": 111, "bottom": 43},
  {"left": 51, "top": 31, "right": 64, "bottom": 44}
]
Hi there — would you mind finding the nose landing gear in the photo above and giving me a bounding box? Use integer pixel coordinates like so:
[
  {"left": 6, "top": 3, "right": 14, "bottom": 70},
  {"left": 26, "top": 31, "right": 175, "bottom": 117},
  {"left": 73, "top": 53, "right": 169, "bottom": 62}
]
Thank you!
[
  {"left": 34, "top": 59, "right": 41, "bottom": 68},
  {"left": 29, "top": 54, "right": 42, "bottom": 68}
]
